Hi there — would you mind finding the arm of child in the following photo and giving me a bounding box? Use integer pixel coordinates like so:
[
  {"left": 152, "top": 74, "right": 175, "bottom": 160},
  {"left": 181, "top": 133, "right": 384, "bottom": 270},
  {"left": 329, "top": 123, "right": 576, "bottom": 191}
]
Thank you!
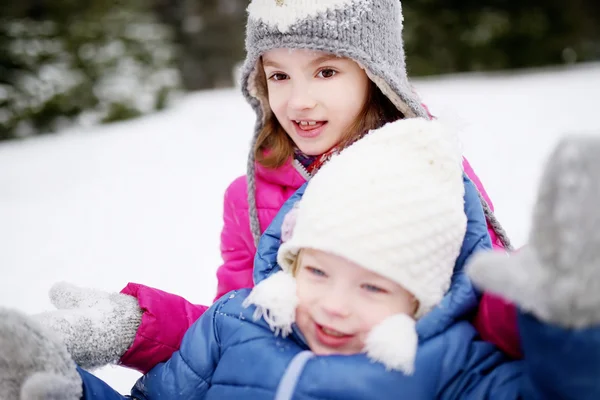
[
  {"left": 214, "top": 176, "right": 257, "bottom": 300},
  {"left": 118, "top": 284, "right": 209, "bottom": 373},
  {"left": 129, "top": 298, "right": 225, "bottom": 400},
  {"left": 455, "top": 174, "right": 493, "bottom": 269},
  {"left": 120, "top": 177, "right": 256, "bottom": 372},
  {"left": 458, "top": 169, "right": 523, "bottom": 359},
  {"left": 463, "top": 157, "right": 523, "bottom": 359},
  {"left": 438, "top": 311, "right": 600, "bottom": 400},
  {"left": 450, "top": 135, "right": 600, "bottom": 398},
  {"left": 38, "top": 177, "right": 254, "bottom": 374}
]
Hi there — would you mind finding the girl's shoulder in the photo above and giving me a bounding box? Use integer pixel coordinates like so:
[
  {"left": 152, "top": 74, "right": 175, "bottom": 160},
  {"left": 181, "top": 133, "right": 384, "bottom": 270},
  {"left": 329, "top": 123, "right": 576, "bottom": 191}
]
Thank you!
[
  {"left": 224, "top": 175, "right": 249, "bottom": 210},
  {"left": 224, "top": 162, "right": 306, "bottom": 211},
  {"left": 205, "top": 289, "right": 296, "bottom": 348}
]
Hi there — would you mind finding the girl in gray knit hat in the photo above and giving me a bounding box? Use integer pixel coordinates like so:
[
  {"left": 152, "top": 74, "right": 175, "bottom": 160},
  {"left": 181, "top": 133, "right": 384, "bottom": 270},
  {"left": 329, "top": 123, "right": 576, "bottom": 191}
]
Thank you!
[{"left": 14, "top": 0, "right": 519, "bottom": 379}]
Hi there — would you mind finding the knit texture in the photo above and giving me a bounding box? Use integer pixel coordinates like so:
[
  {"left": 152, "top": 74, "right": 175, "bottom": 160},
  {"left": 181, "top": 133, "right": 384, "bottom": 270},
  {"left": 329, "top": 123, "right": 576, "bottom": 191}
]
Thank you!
[
  {"left": 34, "top": 282, "right": 143, "bottom": 370},
  {"left": 0, "top": 308, "right": 82, "bottom": 400}
]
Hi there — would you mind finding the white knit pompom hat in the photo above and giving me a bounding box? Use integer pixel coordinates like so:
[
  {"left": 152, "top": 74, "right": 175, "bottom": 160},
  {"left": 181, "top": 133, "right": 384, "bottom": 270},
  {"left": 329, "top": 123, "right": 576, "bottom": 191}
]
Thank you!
[{"left": 244, "top": 118, "right": 467, "bottom": 374}]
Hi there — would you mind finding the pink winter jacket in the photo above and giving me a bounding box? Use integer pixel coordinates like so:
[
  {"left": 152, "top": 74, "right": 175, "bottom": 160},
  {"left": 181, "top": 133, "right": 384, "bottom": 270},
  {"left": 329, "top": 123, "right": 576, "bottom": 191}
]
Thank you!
[{"left": 119, "top": 157, "right": 520, "bottom": 373}]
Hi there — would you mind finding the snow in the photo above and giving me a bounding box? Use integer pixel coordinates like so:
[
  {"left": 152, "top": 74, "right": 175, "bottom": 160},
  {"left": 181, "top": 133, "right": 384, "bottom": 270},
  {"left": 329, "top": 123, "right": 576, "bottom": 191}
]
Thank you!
[{"left": 1, "top": 62, "right": 600, "bottom": 394}]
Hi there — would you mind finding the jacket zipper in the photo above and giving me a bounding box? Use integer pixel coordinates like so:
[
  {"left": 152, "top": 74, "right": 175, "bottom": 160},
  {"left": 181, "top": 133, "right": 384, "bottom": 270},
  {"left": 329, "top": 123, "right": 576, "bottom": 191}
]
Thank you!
[{"left": 292, "top": 158, "right": 312, "bottom": 181}]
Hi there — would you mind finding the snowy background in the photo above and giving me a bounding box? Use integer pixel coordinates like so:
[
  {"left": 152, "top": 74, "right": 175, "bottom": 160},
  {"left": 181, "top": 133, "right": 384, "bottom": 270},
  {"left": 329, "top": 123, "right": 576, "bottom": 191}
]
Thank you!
[{"left": 1, "top": 63, "right": 600, "bottom": 394}]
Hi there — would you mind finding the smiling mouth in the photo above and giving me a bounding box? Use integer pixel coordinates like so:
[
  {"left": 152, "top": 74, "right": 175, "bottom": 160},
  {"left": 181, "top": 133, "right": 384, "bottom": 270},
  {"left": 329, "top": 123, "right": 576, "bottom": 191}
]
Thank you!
[
  {"left": 320, "top": 325, "right": 348, "bottom": 337},
  {"left": 313, "top": 322, "right": 355, "bottom": 349},
  {"left": 294, "top": 120, "right": 327, "bottom": 131}
]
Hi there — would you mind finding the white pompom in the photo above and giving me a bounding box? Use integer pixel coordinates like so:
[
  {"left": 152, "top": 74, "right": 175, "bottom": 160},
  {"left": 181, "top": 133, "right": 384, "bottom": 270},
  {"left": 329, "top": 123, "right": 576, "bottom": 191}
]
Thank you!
[
  {"left": 363, "top": 313, "right": 418, "bottom": 375},
  {"left": 243, "top": 271, "right": 298, "bottom": 337}
]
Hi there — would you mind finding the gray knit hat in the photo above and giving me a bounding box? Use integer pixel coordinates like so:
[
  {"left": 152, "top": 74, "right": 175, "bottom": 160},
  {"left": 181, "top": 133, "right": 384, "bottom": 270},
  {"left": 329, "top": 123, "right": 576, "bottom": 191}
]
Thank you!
[{"left": 240, "top": 0, "right": 512, "bottom": 250}]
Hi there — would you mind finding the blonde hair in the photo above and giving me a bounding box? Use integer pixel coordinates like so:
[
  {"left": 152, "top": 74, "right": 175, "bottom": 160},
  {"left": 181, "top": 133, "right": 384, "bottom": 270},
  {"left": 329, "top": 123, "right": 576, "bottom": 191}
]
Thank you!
[
  {"left": 290, "top": 250, "right": 303, "bottom": 276},
  {"left": 253, "top": 60, "right": 405, "bottom": 169}
]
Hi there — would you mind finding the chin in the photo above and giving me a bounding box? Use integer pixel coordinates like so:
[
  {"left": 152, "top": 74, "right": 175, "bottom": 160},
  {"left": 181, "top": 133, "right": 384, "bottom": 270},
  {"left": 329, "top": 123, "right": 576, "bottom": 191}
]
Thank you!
[
  {"left": 311, "top": 344, "right": 359, "bottom": 357},
  {"left": 310, "top": 344, "right": 338, "bottom": 356},
  {"left": 295, "top": 142, "right": 332, "bottom": 157},
  {"left": 297, "top": 148, "right": 323, "bottom": 157}
]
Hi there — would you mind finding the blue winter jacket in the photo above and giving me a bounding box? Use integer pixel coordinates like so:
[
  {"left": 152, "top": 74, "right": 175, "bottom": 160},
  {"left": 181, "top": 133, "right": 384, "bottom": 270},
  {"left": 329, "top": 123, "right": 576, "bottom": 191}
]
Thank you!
[{"left": 78, "top": 176, "right": 600, "bottom": 399}]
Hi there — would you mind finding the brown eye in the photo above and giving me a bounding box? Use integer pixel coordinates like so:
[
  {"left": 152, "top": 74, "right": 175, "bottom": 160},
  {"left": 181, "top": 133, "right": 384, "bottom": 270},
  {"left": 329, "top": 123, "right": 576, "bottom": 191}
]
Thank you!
[
  {"left": 318, "top": 69, "right": 336, "bottom": 79},
  {"left": 270, "top": 73, "right": 288, "bottom": 81}
]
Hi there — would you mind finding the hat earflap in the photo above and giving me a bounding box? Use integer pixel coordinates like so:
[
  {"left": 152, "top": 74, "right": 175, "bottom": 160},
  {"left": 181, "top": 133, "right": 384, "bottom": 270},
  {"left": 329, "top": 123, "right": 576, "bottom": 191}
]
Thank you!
[
  {"left": 243, "top": 271, "right": 298, "bottom": 337},
  {"left": 363, "top": 313, "right": 418, "bottom": 375},
  {"left": 281, "top": 202, "right": 300, "bottom": 243}
]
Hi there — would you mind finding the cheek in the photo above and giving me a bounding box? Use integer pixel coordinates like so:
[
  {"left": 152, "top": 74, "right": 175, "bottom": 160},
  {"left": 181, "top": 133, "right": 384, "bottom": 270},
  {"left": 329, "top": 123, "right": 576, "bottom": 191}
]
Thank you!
[
  {"left": 295, "top": 278, "right": 318, "bottom": 306},
  {"left": 326, "top": 81, "right": 366, "bottom": 120},
  {"left": 268, "top": 90, "right": 281, "bottom": 117},
  {"left": 355, "top": 297, "right": 413, "bottom": 332},
  {"left": 354, "top": 301, "right": 387, "bottom": 331},
  {"left": 267, "top": 88, "right": 286, "bottom": 116},
  {"left": 294, "top": 282, "right": 315, "bottom": 326}
]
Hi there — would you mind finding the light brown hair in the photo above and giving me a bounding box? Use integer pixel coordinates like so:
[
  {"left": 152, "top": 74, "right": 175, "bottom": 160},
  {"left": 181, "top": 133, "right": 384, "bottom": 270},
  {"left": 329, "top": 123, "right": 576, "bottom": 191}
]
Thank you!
[{"left": 253, "top": 62, "right": 405, "bottom": 169}]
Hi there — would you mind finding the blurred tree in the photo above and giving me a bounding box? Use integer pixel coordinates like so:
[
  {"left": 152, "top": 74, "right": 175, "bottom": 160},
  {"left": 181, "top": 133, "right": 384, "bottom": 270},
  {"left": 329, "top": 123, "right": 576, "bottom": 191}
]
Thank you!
[
  {"left": 403, "top": 0, "right": 600, "bottom": 76},
  {"left": 151, "top": 0, "right": 246, "bottom": 91},
  {"left": 1, "top": 0, "right": 599, "bottom": 141},
  {"left": 0, "top": 0, "right": 179, "bottom": 139}
]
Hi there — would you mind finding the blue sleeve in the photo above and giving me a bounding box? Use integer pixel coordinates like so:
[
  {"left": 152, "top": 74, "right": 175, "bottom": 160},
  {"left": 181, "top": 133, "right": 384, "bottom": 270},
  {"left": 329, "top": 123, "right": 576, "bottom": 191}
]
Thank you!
[
  {"left": 516, "top": 311, "right": 600, "bottom": 399},
  {"left": 440, "top": 312, "right": 600, "bottom": 400},
  {"left": 456, "top": 174, "right": 493, "bottom": 272},
  {"left": 78, "top": 367, "right": 130, "bottom": 400},
  {"left": 129, "top": 300, "right": 225, "bottom": 400}
]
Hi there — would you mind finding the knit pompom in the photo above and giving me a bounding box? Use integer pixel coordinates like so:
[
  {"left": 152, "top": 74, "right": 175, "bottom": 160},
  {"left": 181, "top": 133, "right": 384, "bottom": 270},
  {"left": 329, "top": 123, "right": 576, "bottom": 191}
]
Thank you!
[
  {"left": 242, "top": 271, "right": 298, "bottom": 337},
  {"left": 363, "top": 313, "right": 418, "bottom": 375}
]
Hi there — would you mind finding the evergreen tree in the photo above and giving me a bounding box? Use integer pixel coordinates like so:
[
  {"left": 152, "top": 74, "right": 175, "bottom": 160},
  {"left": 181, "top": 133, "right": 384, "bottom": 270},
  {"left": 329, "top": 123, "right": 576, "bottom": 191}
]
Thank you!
[{"left": 1, "top": 0, "right": 179, "bottom": 139}]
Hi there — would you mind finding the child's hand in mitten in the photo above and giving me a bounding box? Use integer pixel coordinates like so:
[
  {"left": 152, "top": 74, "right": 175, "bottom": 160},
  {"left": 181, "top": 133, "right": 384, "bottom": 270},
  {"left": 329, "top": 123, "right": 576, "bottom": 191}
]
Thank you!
[
  {"left": 33, "top": 282, "right": 143, "bottom": 370},
  {"left": 0, "top": 307, "right": 82, "bottom": 400},
  {"left": 467, "top": 136, "right": 600, "bottom": 328}
]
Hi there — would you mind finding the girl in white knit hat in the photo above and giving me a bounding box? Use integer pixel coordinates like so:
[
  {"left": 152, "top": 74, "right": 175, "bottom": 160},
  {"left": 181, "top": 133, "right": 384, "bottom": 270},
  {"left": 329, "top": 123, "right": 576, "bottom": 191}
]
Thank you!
[{"left": 4, "top": 118, "right": 600, "bottom": 399}]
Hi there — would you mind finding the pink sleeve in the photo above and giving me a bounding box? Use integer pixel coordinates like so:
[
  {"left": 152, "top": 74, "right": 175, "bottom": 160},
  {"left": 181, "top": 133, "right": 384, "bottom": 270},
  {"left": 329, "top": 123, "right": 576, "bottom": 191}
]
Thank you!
[
  {"left": 474, "top": 293, "right": 522, "bottom": 359},
  {"left": 118, "top": 283, "right": 209, "bottom": 373},
  {"left": 214, "top": 177, "right": 257, "bottom": 301},
  {"left": 463, "top": 156, "right": 523, "bottom": 359},
  {"left": 116, "top": 178, "right": 257, "bottom": 373}
]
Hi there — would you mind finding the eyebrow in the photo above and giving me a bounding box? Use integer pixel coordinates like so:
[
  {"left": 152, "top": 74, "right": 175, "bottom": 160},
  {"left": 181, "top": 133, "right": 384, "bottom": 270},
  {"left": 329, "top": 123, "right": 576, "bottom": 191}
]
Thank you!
[
  {"left": 262, "top": 58, "right": 281, "bottom": 69},
  {"left": 309, "top": 54, "right": 340, "bottom": 66},
  {"left": 262, "top": 54, "right": 341, "bottom": 69}
]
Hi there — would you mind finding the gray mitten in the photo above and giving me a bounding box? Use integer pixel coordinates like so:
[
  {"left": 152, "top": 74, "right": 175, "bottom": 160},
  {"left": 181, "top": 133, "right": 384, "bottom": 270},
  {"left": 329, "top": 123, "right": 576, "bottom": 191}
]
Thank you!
[
  {"left": 34, "top": 282, "right": 143, "bottom": 370},
  {"left": 0, "top": 308, "right": 82, "bottom": 400},
  {"left": 467, "top": 135, "right": 600, "bottom": 328}
]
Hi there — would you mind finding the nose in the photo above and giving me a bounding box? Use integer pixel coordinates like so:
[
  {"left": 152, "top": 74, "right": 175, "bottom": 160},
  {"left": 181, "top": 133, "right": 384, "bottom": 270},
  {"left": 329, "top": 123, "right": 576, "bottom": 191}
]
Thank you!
[
  {"left": 288, "top": 81, "right": 317, "bottom": 111},
  {"left": 319, "top": 285, "right": 351, "bottom": 318}
]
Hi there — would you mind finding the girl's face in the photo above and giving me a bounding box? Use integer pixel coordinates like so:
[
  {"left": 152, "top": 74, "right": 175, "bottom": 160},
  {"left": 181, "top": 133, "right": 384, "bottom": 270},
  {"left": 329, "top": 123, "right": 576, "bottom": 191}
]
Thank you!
[
  {"left": 294, "top": 249, "right": 416, "bottom": 356},
  {"left": 262, "top": 48, "right": 370, "bottom": 156}
]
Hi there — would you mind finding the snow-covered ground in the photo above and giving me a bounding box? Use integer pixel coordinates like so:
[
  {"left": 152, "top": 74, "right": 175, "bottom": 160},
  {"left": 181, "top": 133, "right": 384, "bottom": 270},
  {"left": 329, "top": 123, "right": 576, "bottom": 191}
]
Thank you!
[{"left": 1, "top": 63, "right": 600, "bottom": 394}]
